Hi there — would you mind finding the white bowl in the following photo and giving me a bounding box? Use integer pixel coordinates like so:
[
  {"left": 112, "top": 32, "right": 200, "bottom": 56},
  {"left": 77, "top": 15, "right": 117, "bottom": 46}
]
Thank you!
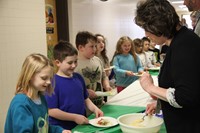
[{"left": 117, "top": 113, "right": 164, "bottom": 133}]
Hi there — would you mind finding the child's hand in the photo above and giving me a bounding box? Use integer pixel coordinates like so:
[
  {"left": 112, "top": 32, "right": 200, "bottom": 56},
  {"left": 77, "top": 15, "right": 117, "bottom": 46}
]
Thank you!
[
  {"left": 105, "top": 69, "right": 111, "bottom": 77},
  {"left": 105, "top": 86, "right": 113, "bottom": 91},
  {"left": 62, "top": 130, "right": 71, "bottom": 133},
  {"left": 144, "top": 67, "right": 149, "bottom": 71},
  {"left": 87, "top": 89, "right": 97, "bottom": 99},
  {"left": 154, "top": 63, "right": 160, "bottom": 67},
  {"left": 94, "top": 108, "right": 104, "bottom": 118},
  {"left": 74, "top": 114, "right": 89, "bottom": 125},
  {"left": 138, "top": 71, "right": 144, "bottom": 74},
  {"left": 126, "top": 71, "right": 134, "bottom": 76}
]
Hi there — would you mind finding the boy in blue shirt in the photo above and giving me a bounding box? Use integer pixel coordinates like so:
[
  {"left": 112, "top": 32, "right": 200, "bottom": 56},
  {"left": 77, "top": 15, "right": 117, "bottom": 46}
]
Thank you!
[{"left": 45, "top": 41, "right": 103, "bottom": 130}]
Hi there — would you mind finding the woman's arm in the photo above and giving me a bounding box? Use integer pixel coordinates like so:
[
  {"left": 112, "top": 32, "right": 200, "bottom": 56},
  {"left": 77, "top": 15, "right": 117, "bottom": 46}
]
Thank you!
[
  {"left": 140, "top": 72, "right": 167, "bottom": 101},
  {"left": 140, "top": 73, "right": 182, "bottom": 108}
]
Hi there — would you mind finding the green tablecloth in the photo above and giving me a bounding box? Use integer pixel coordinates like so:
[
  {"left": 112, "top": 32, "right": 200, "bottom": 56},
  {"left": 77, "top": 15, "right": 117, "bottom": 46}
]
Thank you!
[
  {"left": 72, "top": 105, "right": 145, "bottom": 133},
  {"left": 72, "top": 105, "right": 167, "bottom": 133},
  {"left": 149, "top": 70, "right": 159, "bottom": 76}
]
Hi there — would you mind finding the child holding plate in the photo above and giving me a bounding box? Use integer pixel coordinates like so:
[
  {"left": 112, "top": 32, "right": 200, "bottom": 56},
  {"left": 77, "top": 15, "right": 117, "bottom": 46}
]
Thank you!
[
  {"left": 111, "top": 36, "right": 144, "bottom": 93},
  {"left": 45, "top": 41, "right": 103, "bottom": 130}
]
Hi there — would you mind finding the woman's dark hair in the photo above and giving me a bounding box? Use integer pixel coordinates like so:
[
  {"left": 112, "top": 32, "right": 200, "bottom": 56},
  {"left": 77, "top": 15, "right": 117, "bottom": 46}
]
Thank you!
[{"left": 134, "top": 0, "right": 180, "bottom": 39}]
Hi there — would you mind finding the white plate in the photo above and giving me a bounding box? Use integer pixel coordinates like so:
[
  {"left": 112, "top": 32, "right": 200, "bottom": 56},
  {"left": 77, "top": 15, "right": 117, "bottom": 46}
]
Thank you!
[
  {"left": 104, "top": 66, "right": 115, "bottom": 71},
  {"left": 148, "top": 67, "right": 160, "bottom": 71},
  {"left": 89, "top": 116, "right": 118, "bottom": 128},
  {"left": 133, "top": 73, "right": 143, "bottom": 77},
  {"left": 95, "top": 89, "right": 117, "bottom": 96}
]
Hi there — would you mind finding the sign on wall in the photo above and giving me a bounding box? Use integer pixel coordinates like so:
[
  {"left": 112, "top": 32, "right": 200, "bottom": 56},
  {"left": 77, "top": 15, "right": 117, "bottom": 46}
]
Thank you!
[{"left": 45, "top": 0, "right": 58, "bottom": 60}]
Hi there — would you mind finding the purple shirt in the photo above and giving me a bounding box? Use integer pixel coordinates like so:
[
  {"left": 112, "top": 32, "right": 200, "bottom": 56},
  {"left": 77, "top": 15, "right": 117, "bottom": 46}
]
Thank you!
[{"left": 45, "top": 73, "right": 88, "bottom": 130}]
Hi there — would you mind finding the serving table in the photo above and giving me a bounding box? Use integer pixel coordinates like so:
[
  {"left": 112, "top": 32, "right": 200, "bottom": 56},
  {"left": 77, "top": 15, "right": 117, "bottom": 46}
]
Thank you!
[
  {"left": 72, "top": 105, "right": 145, "bottom": 133},
  {"left": 72, "top": 70, "right": 166, "bottom": 133}
]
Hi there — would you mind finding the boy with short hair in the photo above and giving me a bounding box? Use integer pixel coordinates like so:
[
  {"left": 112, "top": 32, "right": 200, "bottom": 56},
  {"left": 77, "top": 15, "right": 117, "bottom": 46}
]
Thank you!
[
  {"left": 142, "top": 37, "right": 158, "bottom": 66},
  {"left": 75, "top": 31, "right": 112, "bottom": 110},
  {"left": 45, "top": 41, "right": 103, "bottom": 130}
]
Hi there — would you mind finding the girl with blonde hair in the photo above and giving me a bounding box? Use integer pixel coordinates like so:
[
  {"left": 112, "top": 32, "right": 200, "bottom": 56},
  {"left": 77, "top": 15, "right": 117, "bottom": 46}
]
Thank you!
[
  {"left": 111, "top": 36, "right": 144, "bottom": 93},
  {"left": 4, "top": 53, "right": 71, "bottom": 133}
]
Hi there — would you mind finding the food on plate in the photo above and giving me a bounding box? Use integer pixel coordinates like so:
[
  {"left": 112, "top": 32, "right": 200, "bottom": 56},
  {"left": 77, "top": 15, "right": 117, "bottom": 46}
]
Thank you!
[
  {"left": 134, "top": 72, "right": 144, "bottom": 77},
  {"left": 97, "top": 118, "right": 111, "bottom": 126},
  {"left": 107, "top": 90, "right": 116, "bottom": 95},
  {"left": 89, "top": 117, "right": 118, "bottom": 127},
  {"left": 95, "top": 89, "right": 117, "bottom": 96}
]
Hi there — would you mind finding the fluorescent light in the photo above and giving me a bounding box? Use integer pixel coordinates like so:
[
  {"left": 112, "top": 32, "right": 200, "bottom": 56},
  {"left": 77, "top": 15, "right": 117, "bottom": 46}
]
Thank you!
[
  {"left": 171, "top": 1, "right": 184, "bottom": 4},
  {"left": 179, "top": 5, "right": 186, "bottom": 8}
]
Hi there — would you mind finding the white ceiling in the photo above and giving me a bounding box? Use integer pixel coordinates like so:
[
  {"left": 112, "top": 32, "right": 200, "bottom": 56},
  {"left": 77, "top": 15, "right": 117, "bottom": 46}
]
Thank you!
[
  {"left": 109, "top": 0, "right": 187, "bottom": 11},
  {"left": 76, "top": 0, "right": 188, "bottom": 12}
]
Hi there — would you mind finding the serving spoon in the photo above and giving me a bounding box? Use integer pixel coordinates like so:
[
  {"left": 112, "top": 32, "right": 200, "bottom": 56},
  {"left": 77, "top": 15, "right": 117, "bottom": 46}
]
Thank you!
[
  {"left": 141, "top": 113, "right": 148, "bottom": 121},
  {"left": 130, "top": 114, "right": 148, "bottom": 126}
]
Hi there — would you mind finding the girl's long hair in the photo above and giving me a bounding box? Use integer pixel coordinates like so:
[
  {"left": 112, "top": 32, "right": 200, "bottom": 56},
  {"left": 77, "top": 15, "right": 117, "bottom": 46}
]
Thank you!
[
  {"left": 95, "top": 34, "right": 109, "bottom": 65},
  {"left": 111, "top": 36, "right": 138, "bottom": 65},
  {"left": 15, "top": 53, "right": 54, "bottom": 97}
]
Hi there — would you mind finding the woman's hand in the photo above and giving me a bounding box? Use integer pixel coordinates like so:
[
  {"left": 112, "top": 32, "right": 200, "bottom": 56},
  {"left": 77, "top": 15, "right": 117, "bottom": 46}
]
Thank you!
[
  {"left": 145, "top": 102, "right": 157, "bottom": 115},
  {"left": 139, "top": 72, "right": 154, "bottom": 93}
]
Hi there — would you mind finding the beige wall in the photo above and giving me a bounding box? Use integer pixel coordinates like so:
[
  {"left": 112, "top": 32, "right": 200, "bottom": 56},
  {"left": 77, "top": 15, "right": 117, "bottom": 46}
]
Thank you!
[
  {"left": 0, "top": 0, "right": 46, "bottom": 132},
  {"left": 68, "top": 0, "right": 190, "bottom": 60},
  {"left": 68, "top": 0, "right": 145, "bottom": 60}
]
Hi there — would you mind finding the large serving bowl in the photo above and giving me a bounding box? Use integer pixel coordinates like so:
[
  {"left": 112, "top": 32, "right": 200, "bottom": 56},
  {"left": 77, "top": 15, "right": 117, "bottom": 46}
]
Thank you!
[{"left": 117, "top": 113, "right": 164, "bottom": 133}]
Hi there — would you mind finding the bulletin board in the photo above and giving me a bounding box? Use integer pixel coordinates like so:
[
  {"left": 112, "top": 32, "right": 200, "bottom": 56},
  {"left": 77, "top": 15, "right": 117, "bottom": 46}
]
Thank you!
[{"left": 45, "top": 0, "right": 58, "bottom": 60}]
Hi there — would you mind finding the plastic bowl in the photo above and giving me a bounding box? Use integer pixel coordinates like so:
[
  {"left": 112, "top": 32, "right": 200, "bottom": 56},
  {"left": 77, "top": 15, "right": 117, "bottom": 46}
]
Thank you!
[{"left": 117, "top": 113, "right": 164, "bottom": 133}]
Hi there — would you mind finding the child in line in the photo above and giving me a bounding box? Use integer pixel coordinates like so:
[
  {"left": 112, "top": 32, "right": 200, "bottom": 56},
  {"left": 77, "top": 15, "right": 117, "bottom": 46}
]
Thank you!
[
  {"left": 75, "top": 31, "right": 113, "bottom": 113},
  {"left": 95, "top": 33, "right": 111, "bottom": 77},
  {"left": 4, "top": 53, "right": 71, "bottom": 133},
  {"left": 45, "top": 41, "right": 103, "bottom": 130},
  {"left": 142, "top": 37, "right": 160, "bottom": 67},
  {"left": 95, "top": 34, "right": 114, "bottom": 102},
  {"left": 133, "top": 38, "right": 154, "bottom": 71},
  {"left": 112, "top": 36, "right": 144, "bottom": 93}
]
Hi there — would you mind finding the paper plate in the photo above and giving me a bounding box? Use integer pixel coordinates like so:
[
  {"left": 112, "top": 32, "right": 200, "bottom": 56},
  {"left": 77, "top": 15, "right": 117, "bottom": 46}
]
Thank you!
[
  {"left": 104, "top": 66, "right": 115, "bottom": 71},
  {"left": 95, "top": 89, "right": 117, "bottom": 97},
  {"left": 89, "top": 116, "right": 118, "bottom": 128},
  {"left": 148, "top": 67, "right": 160, "bottom": 71}
]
